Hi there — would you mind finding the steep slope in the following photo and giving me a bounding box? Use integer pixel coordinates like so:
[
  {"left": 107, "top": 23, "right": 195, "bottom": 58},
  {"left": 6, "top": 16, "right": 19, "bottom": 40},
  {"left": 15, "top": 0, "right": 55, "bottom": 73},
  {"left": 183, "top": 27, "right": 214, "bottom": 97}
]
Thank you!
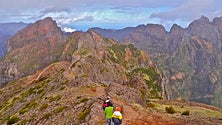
[
  {"left": 92, "top": 16, "right": 222, "bottom": 108},
  {"left": 0, "top": 22, "right": 28, "bottom": 58},
  {"left": 0, "top": 17, "right": 67, "bottom": 87},
  {"left": 0, "top": 28, "right": 167, "bottom": 124}
]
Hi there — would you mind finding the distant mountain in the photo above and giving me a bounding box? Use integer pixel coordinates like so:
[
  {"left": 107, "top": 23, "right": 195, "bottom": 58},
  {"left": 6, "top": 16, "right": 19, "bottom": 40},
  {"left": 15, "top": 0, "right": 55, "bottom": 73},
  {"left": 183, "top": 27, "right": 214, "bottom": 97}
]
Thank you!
[
  {"left": 0, "top": 17, "right": 67, "bottom": 87},
  {"left": 92, "top": 27, "right": 137, "bottom": 41},
  {"left": 0, "top": 17, "right": 221, "bottom": 124},
  {"left": 91, "top": 16, "right": 222, "bottom": 108},
  {"left": 0, "top": 22, "right": 28, "bottom": 58}
]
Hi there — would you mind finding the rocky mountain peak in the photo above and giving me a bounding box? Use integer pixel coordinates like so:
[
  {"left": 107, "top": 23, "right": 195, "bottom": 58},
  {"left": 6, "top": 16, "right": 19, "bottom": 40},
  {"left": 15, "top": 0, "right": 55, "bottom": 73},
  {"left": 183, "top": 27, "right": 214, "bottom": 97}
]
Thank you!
[
  {"left": 188, "top": 15, "right": 210, "bottom": 29},
  {"left": 170, "top": 24, "right": 183, "bottom": 33},
  {"left": 0, "top": 17, "right": 66, "bottom": 87},
  {"left": 198, "top": 15, "right": 210, "bottom": 23},
  {"left": 189, "top": 15, "right": 210, "bottom": 26},
  {"left": 7, "top": 17, "right": 64, "bottom": 52},
  {"left": 213, "top": 16, "right": 222, "bottom": 30},
  {"left": 143, "top": 24, "right": 167, "bottom": 38},
  {"left": 187, "top": 15, "right": 220, "bottom": 49}
]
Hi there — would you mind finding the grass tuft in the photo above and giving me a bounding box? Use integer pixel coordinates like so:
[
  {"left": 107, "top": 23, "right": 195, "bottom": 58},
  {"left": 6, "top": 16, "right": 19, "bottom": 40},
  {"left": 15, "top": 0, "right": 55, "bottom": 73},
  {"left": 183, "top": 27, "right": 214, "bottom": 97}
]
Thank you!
[
  {"left": 7, "top": 115, "right": 19, "bottom": 125},
  {"left": 165, "top": 106, "right": 176, "bottom": 114}
]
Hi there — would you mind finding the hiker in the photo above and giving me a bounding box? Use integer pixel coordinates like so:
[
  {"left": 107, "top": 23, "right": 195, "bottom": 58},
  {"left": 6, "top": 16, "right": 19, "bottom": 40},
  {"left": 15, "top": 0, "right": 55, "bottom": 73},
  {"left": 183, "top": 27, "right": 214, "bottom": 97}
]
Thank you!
[
  {"left": 102, "top": 96, "right": 113, "bottom": 110},
  {"left": 104, "top": 101, "right": 114, "bottom": 125},
  {"left": 112, "top": 107, "right": 122, "bottom": 125}
]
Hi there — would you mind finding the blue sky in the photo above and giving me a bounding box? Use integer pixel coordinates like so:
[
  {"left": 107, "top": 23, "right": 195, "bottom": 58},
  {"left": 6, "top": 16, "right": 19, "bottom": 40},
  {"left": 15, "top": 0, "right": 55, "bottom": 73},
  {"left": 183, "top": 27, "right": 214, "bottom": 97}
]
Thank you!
[{"left": 0, "top": 0, "right": 222, "bottom": 32}]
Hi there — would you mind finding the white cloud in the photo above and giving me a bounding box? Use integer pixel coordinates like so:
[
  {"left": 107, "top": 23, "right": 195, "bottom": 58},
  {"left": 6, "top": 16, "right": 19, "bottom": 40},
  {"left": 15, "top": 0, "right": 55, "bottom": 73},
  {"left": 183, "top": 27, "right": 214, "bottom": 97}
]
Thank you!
[
  {"left": 63, "top": 27, "right": 76, "bottom": 32},
  {"left": 55, "top": 15, "right": 93, "bottom": 25},
  {"left": 1, "top": 0, "right": 222, "bottom": 30}
]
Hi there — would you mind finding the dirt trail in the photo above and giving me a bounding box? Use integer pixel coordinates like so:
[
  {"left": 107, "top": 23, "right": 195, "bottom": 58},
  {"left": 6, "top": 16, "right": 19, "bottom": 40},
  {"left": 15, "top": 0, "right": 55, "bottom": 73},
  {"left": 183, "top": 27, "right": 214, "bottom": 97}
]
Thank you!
[
  {"left": 111, "top": 98, "right": 140, "bottom": 124},
  {"left": 95, "top": 85, "right": 139, "bottom": 124},
  {"left": 95, "top": 85, "right": 181, "bottom": 125}
]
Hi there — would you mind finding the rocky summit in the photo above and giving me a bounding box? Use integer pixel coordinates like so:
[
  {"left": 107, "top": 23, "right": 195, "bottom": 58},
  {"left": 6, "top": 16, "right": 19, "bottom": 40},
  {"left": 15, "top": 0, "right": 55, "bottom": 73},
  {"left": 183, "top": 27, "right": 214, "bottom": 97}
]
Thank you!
[
  {"left": 92, "top": 16, "right": 222, "bottom": 108},
  {"left": 0, "top": 17, "right": 222, "bottom": 125},
  {"left": 0, "top": 17, "right": 67, "bottom": 87}
]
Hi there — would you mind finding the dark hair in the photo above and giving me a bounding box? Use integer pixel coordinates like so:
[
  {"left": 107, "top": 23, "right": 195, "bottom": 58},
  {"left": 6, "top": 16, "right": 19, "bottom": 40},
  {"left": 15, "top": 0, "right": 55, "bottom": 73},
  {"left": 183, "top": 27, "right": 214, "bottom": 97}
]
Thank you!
[{"left": 107, "top": 101, "right": 113, "bottom": 107}]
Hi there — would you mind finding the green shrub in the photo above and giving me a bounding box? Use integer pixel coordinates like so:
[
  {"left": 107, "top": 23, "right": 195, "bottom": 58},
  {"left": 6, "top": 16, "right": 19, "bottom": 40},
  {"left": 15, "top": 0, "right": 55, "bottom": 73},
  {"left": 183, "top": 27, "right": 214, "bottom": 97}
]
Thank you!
[
  {"left": 7, "top": 115, "right": 19, "bottom": 125},
  {"left": 40, "top": 103, "right": 48, "bottom": 110},
  {"left": 55, "top": 106, "right": 67, "bottom": 113},
  {"left": 37, "top": 88, "right": 45, "bottom": 94},
  {"left": 19, "top": 100, "right": 38, "bottom": 114},
  {"left": 181, "top": 110, "right": 190, "bottom": 116},
  {"left": 50, "top": 85, "right": 55, "bottom": 91},
  {"left": 19, "top": 108, "right": 29, "bottom": 114},
  {"left": 147, "top": 102, "right": 156, "bottom": 108},
  {"left": 59, "top": 86, "right": 66, "bottom": 91},
  {"left": 79, "top": 109, "right": 90, "bottom": 121},
  {"left": 60, "top": 79, "right": 69, "bottom": 85},
  {"left": 20, "top": 120, "right": 28, "bottom": 125},
  {"left": 80, "top": 98, "right": 89, "bottom": 103},
  {"left": 48, "top": 95, "right": 62, "bottom": 102},
  {"left": 165, "top": 106, "right": 176, "bottom": 114},
  {"left": 41, "top": 113, "right": 52, "bottom": 120}
]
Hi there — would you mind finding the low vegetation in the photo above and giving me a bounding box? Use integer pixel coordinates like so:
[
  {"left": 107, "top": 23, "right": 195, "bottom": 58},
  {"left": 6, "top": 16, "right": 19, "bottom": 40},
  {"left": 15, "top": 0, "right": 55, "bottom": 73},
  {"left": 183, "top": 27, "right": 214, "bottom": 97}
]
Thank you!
[
  {"left": 7, "top": 115, "right": 19, "bottom": 125},
  {"left": 78, "top": 109, "right": 91, "bottom": 121},
  {"left": 165, "top": 106, "right": 176, "bottom": 114},
  {"left": 181, "top": 110, "right": 190, "bottom": 116},
  {"left": 55, "top": 106, "right": 67, "bottom": 113}
]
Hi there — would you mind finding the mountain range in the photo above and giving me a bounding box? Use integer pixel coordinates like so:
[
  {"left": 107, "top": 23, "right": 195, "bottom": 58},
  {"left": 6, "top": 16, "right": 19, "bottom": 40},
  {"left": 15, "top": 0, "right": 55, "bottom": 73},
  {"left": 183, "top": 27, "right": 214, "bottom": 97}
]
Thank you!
[
  {"left": 91, "top": 16, "right": 222, "bottom": 108},
  {"left": 0, "top": 17, "right": 222, "bottom": 124}
]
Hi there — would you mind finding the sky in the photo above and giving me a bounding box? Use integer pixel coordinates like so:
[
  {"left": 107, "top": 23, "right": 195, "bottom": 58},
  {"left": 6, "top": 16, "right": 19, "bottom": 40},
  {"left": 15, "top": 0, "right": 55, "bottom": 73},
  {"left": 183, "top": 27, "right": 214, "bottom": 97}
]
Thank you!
[{"left": 0, "top": 0, "right": 222, "bottom": 32}]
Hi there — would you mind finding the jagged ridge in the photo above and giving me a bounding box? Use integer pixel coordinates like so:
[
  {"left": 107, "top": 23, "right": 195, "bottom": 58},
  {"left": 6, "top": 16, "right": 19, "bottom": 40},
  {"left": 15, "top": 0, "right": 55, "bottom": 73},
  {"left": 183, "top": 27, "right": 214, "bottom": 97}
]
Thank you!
[{"left": 91, "top": 16, "right": 222, "bottom": 108}]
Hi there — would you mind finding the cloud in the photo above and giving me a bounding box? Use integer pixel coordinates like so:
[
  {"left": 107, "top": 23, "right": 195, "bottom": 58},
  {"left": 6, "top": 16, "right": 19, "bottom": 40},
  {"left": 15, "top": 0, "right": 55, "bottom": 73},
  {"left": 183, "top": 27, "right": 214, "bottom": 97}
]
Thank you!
[
  {"left": 148, "top": 0, "right": 222, "bottom": 29},
  {"left": 150, "top": 0, "right": 222, "bottom": 21},
  {"left": 63, "top": 27, "right": 76, "bottom": 32},
  {"left": 39, "top": 7, "right": 71, "bottom": 16},
  {"left": 1, "top": 0, "right": 222, "bottom": 30},
  {"left": 56, "top": 15, "right": 93, "bottom": 25}
]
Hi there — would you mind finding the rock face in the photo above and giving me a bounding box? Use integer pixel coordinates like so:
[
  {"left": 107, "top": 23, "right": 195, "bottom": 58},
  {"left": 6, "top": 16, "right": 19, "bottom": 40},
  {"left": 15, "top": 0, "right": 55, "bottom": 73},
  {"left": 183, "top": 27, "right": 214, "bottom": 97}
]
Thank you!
[
  {"left": 0, "top": 17, "right": 67, "bottom": 87},
  {"left": 92, "top": 16, "right": 222, "bottom": 108},
  {"left": 7, "top": 17, "right": 64, "bottom": 52},
  {"left": 0, "top": 22, "right": 28, "bottom": 58}
]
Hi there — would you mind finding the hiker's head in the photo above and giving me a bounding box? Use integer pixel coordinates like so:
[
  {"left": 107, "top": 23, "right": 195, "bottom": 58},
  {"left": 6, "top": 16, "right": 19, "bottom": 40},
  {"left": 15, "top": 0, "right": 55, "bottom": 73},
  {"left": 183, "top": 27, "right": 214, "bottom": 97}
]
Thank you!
[
  {"left": 107, "top": 96, "right": 110, "bottom": 99},
  {"left": 107, "top": 101, "right": 112, "bottom": 106},
  {"left": 116, "top": 107, "right": 121, "bottom": 112}
]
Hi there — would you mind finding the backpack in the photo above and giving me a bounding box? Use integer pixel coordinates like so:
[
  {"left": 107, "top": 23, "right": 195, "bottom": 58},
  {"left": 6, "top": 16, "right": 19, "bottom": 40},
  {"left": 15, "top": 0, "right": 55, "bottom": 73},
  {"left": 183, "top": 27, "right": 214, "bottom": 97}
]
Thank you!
[{"left": 102, "top": 101, "right": 107, "bottom": 110}]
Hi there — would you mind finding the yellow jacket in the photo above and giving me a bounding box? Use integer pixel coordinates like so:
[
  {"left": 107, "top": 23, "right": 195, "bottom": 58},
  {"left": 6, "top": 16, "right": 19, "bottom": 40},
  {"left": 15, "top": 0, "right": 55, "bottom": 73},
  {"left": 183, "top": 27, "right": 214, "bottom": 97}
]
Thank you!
[{"left": 112, "top": 111, "right": 122, "bottom": 120}]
